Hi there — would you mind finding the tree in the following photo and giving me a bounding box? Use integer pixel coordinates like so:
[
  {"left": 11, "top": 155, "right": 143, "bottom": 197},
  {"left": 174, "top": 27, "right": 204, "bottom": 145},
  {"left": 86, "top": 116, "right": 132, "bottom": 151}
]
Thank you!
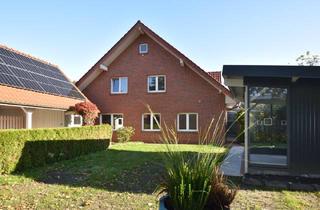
[
  {"left": 74, "top": 101, "right": 100, "bottom": 126},
  {"left": 296, "top": 51, "right": 320, "bottom": 66}
]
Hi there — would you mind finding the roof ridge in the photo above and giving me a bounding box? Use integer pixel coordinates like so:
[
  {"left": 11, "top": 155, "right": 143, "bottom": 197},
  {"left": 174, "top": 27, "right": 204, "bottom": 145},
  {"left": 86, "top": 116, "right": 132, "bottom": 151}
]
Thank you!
[{"left": 0, "top": 44, "right": 59, "bottom": 68}]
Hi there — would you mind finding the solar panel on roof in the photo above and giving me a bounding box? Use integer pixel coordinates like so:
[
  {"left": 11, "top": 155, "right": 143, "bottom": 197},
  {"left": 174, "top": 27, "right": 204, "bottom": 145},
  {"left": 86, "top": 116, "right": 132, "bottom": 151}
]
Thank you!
[
  {"left": 0, "top": 64, "right": 13, "bottom": 75},
  {"left": 0, "top": 72, "right": 23, "bottom": 87},
  {"left": 0, "top": 47, "right": 84, "bottom": 100}
]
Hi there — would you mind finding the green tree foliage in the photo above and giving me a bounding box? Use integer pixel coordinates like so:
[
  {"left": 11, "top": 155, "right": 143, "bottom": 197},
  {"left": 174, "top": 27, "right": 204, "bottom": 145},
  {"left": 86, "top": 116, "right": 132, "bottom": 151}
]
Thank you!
[{"left": 296, "top": 51, "right": 320, "bottom": 66}]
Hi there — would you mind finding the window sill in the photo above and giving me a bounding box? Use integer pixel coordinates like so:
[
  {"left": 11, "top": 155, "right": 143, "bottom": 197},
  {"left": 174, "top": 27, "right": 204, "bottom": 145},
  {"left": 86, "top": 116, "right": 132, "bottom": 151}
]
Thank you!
[
  {"left": 177, "top": 130, "right": 198, "bottom": 133},
  {"left": 142, "top": 129, "right": 161, "bottom": 132},
  {"left": 147, "top": 91, "right": 166, "bottom": 94},
  {"left": 68, "top": 124, "right": 82, "bottom": 128},
  {"left": 110, "top": 92, "right": 128, "bottom": 95}
]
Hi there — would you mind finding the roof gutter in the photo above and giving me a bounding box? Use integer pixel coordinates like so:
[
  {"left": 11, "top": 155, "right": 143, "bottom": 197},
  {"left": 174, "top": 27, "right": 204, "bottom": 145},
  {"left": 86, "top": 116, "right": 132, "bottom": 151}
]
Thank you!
[{"left": 0, "top": 102, "right": 68, "bottom": 111}]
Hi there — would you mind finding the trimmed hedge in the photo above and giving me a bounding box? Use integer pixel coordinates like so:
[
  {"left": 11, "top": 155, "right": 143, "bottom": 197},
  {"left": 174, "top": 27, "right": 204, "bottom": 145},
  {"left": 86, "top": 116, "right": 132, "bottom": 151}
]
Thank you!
[{"left": 0, "top": 125, "right": 112, "bottom": 174}]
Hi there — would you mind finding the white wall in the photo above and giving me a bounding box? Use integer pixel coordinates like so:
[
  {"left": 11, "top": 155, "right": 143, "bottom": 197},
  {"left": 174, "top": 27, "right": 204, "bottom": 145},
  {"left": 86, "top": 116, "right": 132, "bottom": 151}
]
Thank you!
[{"left": 32, "top": 109, "right": 65, "bottom": 128}]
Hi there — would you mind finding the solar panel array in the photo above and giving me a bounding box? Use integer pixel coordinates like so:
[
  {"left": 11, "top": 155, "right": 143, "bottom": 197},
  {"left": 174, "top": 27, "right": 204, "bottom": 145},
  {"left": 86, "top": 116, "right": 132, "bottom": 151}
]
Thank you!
[{"left": 0, "top": 47, "right": 84, "bottom": 99}]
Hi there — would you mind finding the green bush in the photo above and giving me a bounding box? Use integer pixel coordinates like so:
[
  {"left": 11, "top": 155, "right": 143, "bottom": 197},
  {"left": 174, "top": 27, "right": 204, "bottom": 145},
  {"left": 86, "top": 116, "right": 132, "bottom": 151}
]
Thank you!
[
  {"left": 0, "top": 125, "right": 112, "bottom": 174},
  {"left": 116, "top": 126, "right": 135, "bottom": 143}
]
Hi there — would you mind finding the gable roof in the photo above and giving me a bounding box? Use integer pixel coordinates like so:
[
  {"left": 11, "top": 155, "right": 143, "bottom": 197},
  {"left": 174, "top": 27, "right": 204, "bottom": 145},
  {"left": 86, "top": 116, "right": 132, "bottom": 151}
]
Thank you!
[
  {"left": 0, "top": 44, "right": 86, "bottom": 109},
  {"left": 76, "top": 21, "right": 231, "bottom": 97}
]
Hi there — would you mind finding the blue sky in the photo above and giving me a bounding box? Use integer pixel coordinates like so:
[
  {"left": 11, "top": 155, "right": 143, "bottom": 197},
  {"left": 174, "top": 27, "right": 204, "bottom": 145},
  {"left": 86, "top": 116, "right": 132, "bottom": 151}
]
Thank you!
[{"left": 1, "top": 1, "right": 319, "bottom": 81}]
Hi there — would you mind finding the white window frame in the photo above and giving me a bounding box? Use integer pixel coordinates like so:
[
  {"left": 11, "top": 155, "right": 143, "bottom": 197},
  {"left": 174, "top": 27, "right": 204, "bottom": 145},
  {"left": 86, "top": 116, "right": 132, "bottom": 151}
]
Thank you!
[
  {"left": 100, "top": 113, "right": 124, "bottom": 130},
  {"left": 72, "top": 114, "right": 83, "bottom": 127},
  {"left": 139, "top": 43, "right": 148, "bottom": 54},
  {"left": 111, "top": 77, "right": 128, "bottom": 94},
  {"left": 142, "top": 113, "right": 161, "bottom": 131},
  {"left": 177, "top": 113, "right": 198, "bottom": 132},
  {"left": 147, "top": 75, "right": 166, "bottom": 93},
  {"left": 67, "top": 114, "right": 83, "bottom": 127}
]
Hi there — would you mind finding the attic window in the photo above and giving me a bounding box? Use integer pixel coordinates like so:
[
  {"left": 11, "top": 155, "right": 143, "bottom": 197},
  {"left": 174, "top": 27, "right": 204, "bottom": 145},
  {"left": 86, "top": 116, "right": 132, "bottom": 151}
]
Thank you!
[{"left": 139, "top": 43, "right": 148, "bottom": 54}]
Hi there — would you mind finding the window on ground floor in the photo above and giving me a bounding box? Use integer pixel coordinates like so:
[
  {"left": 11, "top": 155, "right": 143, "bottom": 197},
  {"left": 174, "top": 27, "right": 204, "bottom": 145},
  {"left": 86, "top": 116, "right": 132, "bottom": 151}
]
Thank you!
[
  {"left": 100, "top": 113, "right": 124, "bottom": 130},
  {"left": 142, "top": 113, "right": 161, "bottom": 131},
  {"left": 65, "top": 114, "right": 83, "bottom": 127},
  {"left": 177, "top": 113, "right": 198, "bottom": 132},
  {"left": 73, "top": 115, "right": 82, "bottom": 126}
]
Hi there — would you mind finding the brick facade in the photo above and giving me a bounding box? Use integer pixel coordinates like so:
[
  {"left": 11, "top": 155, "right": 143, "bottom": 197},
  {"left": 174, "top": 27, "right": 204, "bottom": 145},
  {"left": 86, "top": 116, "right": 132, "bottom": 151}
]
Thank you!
[{"left": 81, "top": 34, "right": 226, "bottom": 143}]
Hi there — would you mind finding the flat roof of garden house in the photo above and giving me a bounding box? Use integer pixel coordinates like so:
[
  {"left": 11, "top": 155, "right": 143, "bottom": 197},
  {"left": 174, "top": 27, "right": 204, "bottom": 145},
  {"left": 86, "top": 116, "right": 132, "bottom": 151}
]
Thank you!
[
  {"left": 223, "top": 65, "right": 320, "bottom": 78},
  {"left": 222, "top": 65, "right": 320, "bottom": 101}
]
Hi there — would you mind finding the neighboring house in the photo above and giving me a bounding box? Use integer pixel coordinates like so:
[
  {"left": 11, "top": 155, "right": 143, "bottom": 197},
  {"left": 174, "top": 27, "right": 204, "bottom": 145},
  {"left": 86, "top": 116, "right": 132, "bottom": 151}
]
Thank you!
[
  {"left": 0, "top": 45, "right": 86, "bottom": 129},
  {"left": 77, "top": 21, "right": 234, "bottom": 143},
  {"left": 223, "top": 65, "right": 320, "bottom": 176}
]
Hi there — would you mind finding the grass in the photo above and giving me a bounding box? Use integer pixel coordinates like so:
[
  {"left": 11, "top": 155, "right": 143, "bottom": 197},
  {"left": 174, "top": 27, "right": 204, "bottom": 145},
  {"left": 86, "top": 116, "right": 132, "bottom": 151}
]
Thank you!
[
  {"left": 0, "top": 142, "right": 224, "bottom": 209},
  {"left": 232, "top": 189, "right": 320, "bottom": 209},
  {"left": 0, "top": 142, "right": 319, "bottom": 209}
]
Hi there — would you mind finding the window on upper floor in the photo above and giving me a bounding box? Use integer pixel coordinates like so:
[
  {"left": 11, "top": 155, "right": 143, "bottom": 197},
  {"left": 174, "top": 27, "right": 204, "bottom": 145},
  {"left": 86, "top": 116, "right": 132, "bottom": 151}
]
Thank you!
[
  {"left": 148, "top": 75, "right": 166, "bottom": 93},
  {"left": 111, "top": 77, "right": 128, "bottom": 94},
  {"left": 139, "top": 43, "right": 148, "bottom": 54},
  {"left": 142, "top": 113, "right": 161, "bottom": 131},
  {"left": 100, "top": 113, "right": 124, "bottom": 130},
  {"left": 177, "top": 113, "right": 198, "bottom": 132}
]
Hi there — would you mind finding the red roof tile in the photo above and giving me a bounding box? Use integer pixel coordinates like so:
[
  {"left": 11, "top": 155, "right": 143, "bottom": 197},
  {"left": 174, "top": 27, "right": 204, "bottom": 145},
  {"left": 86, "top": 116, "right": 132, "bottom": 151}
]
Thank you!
[
  {"left": 0, "top": 85, "right": 83, "bottom": 110},
  {"left": 207, "top": 71, "right": 222, "bottom": 83}
]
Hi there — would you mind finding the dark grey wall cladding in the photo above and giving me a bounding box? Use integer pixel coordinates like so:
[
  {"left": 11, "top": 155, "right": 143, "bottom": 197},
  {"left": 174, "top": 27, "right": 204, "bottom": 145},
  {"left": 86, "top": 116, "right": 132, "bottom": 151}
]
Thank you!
[
  {"left": 245, "top": 77, "right": 320, "bottom": 174},
  {"left": 290, "top": 83, "right": 320, "bottom": 173}
]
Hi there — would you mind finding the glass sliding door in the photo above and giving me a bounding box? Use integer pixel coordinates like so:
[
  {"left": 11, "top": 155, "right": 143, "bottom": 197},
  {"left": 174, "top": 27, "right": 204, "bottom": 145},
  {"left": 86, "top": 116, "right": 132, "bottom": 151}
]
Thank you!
[{"left": 248, "top": 87, "right": 288, "bottom": 166}]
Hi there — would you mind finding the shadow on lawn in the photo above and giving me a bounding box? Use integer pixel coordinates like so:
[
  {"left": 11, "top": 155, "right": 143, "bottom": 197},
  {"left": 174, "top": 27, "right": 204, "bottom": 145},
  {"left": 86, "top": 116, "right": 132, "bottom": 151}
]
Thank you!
[
  {"left": 18, "top": 149, "right": 172, "bottom": 194},
  {"left": 16, "top": 145, "right": 318, "bottom": 194}
]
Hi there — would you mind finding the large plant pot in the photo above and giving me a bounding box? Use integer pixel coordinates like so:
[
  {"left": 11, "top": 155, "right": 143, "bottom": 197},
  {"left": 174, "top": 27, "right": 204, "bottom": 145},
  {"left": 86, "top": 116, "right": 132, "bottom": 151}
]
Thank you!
[
  {"left": 159, "top": 195, "right": 231, "bottom": 210},
  {"left": 159, "top": 195, "right": 169, "bottom": 210}
]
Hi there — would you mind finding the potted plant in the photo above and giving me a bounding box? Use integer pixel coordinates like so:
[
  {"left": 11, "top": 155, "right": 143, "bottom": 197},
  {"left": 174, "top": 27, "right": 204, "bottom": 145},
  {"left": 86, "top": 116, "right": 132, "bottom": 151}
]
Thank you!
[{"left": 155, "top": 112, "right": 237, "bottom": 210}]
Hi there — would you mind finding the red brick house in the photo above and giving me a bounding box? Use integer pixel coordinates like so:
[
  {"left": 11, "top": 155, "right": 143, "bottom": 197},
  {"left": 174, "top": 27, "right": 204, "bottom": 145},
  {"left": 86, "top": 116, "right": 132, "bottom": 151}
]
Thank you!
[{"left": 76, "top": 21, "right": 234, "bottom": 143}]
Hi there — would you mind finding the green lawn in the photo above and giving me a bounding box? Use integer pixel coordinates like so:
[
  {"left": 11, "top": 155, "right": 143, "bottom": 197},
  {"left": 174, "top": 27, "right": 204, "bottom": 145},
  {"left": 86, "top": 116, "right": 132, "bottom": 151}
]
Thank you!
[{"left": 0, "top": 142, "right": 319, "bottom": 209}]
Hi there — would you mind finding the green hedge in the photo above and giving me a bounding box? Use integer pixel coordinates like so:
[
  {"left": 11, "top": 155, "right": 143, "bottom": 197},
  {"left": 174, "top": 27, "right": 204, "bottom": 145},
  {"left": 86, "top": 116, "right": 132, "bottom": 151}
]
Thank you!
[{"left": 0, "top": 125, "right": 112, "bottom": 174}]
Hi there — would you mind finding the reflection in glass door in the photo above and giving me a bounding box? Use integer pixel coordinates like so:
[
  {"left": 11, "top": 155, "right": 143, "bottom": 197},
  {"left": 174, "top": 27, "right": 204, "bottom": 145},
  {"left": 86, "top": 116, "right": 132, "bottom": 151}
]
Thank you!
[{"left": 248, "top": 87, "right": 288, "bottom": 166}]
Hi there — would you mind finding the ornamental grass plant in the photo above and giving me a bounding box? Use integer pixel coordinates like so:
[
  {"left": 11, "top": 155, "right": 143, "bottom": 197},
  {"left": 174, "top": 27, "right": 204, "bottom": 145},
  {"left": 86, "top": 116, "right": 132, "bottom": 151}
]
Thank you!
[{"left": 150, "top": 106, "right": 241, "bottom": 210}]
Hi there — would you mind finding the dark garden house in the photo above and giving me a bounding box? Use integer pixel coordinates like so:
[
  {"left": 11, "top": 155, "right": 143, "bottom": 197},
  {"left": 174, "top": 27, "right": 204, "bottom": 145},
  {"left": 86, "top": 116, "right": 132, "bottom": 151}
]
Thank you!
[{"left": 223, "top": 65, "right": 320, "bottom": 176}]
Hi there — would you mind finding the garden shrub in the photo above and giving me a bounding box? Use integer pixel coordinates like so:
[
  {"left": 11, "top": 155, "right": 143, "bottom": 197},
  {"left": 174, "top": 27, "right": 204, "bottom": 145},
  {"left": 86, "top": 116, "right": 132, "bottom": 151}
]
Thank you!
[
  {"left": 74, "top": 101, "right": 100, "bottom": 126},
  {"left": 0, "top": 125, "right": 112, "bottom": 174},
  {"left": 116, "top": 126, "right": 135, "bottom": 143}
]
